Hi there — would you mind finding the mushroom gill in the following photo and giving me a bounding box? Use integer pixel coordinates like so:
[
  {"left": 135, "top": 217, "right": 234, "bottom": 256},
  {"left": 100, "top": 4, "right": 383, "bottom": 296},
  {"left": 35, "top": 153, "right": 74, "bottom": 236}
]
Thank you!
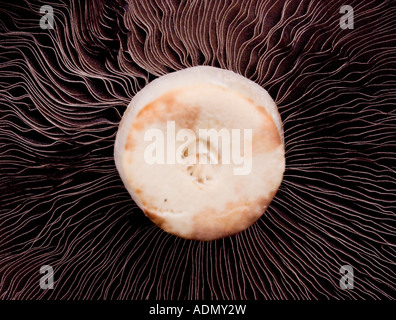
[{"left": 0, "top": 0, "right": 395, "bottom": 299}]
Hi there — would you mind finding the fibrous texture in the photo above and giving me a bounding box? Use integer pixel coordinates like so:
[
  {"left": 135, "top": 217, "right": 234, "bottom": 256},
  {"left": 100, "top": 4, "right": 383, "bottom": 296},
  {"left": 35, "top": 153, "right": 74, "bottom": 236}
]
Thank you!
[{"left": 0, "top": 0, "right": 395, "bottom": 299}]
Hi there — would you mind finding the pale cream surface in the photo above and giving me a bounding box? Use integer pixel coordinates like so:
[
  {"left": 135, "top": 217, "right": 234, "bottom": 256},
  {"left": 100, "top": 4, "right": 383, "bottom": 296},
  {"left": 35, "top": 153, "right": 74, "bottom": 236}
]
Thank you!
[{"left": 114, "top": 67, "right": 285, "bottom": 240}]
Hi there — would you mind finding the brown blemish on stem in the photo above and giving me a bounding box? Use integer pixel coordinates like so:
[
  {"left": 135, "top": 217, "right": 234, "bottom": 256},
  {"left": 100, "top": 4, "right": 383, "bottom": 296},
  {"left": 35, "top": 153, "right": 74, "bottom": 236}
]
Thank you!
[
  {"left": 186, "top": 195, "right": 274, "bottom": 241},
  {"left": 253, "top": 106, "right": 282, "bottom": 153},
  {"left": 125, "top": 87, "right": 201, "bottom": 151}
]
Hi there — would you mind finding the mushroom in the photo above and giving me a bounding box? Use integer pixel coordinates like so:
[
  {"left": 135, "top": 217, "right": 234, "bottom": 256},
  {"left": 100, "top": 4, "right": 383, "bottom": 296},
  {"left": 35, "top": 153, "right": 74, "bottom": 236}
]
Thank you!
[{"left": 0, "top": 0, "right": 394, "bottom": 299}]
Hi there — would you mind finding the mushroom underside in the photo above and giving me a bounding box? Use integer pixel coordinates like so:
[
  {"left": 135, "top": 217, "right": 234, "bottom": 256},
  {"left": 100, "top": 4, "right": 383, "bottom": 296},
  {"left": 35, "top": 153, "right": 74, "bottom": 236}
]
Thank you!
[{"left": 0, "top": 0, "right": 395, "bottom": 299}]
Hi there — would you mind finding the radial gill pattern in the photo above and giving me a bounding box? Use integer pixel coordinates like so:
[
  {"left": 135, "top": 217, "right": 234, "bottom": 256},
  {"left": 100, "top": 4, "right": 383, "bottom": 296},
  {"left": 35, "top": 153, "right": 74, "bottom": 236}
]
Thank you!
[{"left": 0, "top": 0, "right": 395, "bottom": 300}]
